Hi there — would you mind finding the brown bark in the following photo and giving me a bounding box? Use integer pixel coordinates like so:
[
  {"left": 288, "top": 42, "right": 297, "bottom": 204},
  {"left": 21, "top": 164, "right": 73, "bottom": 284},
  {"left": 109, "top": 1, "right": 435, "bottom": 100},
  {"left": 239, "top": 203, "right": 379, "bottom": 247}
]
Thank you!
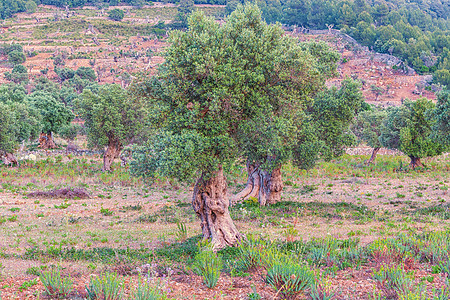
[
  {"left": 2, "top": 152, "right": 18, "bottom": 165},
  {"left": 409, "top": 156, "right": 423, "bottom": 169},
  {"left": 102, "top": 138, "right": 123, "bottom": 172},
  {"left": 38, "top": 132, "right": 56, "bottom": 149},
  {"left": 233, "top": 162, "right": 283, "bottom": 206},
  {"left": 367, "top": 147, "right": 380, "bottom": 164},
  {"left": 192, "top": 166, "right": 242, "bottom": 251}
]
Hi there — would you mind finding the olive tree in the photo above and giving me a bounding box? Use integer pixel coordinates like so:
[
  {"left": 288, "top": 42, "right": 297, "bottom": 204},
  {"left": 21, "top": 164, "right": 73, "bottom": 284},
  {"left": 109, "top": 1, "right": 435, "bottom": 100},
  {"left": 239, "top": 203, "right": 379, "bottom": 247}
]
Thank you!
[
  {"left": 130, "top": 4, "right": 341, "bottom": 249},
  {"left": 26, "top": 91, "right": 74, "bottom": 149},
  {"left": 75, "top": 84, "right": 146, "bottom": 171},
  {"left": 352, "top": 106, "right": 388, "bottom": 164},
  {"left": 380, "top": 98, "right": 444, "bottom": 168}
]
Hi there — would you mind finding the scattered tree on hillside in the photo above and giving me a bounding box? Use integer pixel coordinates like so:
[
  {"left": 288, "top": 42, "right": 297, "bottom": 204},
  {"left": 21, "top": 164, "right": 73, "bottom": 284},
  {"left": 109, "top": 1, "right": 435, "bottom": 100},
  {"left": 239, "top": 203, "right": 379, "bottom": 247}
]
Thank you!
[
  {"left": 75, "top": 84, "right": 146, "bottom": 171},
  {"left": 370, "top": 84, "right": 384, "bottom": 101},
  {"left": 8, "top": 50, "right": 26, "bottom": 65},
  {"left": 108, "top": 8, "right": 125, "bottom": 21},
  {"left": 26, "top": 91, "right": 74, "bottom": 149},
  {"left": 352, "top": 107, "right": 388, "bottom": 164},
  {"left": 380, "top": 98, "right": 444, "bottom": 168},
  {"left": 173, "top": 0, "right": 194, "bottom": 28},
  {"left": 4, "top": 64, "right": 28, "bottom": 84}
]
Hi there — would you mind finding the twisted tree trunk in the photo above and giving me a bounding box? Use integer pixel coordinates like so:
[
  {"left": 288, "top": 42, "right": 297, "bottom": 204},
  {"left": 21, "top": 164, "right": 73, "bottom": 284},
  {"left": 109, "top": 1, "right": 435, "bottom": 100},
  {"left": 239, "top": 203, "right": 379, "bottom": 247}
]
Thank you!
[
  {"left": 192, "top": 165, "right": 242, "bottom": 251},
  {"left": 233, "top": 161, "right": 283, "bottom": 206},
  {"left": 102, "top": 138, "right": 123, "bottom": 172},
  {"left": 2, "top": 152, "right": 17, "bottom": 165},
  {"left": 409, "top": 156, "right": 423, "bottom": 169},
  {"left": 367, "top": 147, "right": 380, "bottom": 164},
  {"left": 38, "top": 132, "right": 56, "bottom": 149}
]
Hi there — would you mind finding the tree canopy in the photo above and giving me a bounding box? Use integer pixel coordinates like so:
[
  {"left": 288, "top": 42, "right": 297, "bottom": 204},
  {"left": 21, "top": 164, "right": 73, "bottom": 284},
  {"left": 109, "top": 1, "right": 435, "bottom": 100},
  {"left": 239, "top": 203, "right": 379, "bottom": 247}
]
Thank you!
[{"left": 26, "top": 91, "right": 74, "bottom": 135}]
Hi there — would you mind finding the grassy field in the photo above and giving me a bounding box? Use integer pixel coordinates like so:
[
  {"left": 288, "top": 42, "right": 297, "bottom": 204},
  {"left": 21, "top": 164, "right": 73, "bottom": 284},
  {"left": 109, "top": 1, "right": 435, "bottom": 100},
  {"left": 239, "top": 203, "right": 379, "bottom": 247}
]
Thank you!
[{"left": 0, "top": 150, "right": 449, "bottom": 299}]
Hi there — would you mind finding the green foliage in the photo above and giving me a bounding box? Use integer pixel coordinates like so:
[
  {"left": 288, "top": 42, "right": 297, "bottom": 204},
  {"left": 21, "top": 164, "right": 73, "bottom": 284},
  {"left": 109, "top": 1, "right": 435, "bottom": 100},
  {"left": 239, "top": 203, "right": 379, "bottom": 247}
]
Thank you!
[
  {"left": 193, "top": 244, "right": 223, "bottom": 288},
  {"left": 233, "top": 0, "right": 450, "bottom": 76},
  {"left": 86, "top": 273, "right": 124, "bottom": 300},
  {"left": 432, "top": 90, "right": 450, "bottom": 147},
  {"left": 173, "top": 0, "right": 194, "bottom": 28},
  {"left": 434, "top": 69, "right": 450, "bottom": 88},
  {"left": 76, "top": 67, "right": 97, "bottom": 82},
  {"left": 58, "top": 123, "right": 82, "bottom": 141},
  {"left": 55, "top": 68, "right": 76, "bottom": 82},
  {"left": 75, "top": 84, "right": 147, "bottom": 150},
  {"left": 352, "top": 106, "right": 388, "bottom": 149},
  {"left": 39, "top": 266, "right": 73, "bottom": 298},
  {"left": 293, "top": 78, "right": 363, "bottom": 168},
  {"left": 8, "top": 50, "right": 26, "bottom": 65},
  {"left": 108, "top": 9, "right": 125, "bottom": 21},
  {"left": 380, "top": 98, "right": 444, "bottom": 160},
  {"left": 309, "top": 78, "right": 364, "bottom": 160},
  {"left": 27, "top": 91, "right": 74, "bottom": 135},
  {"left": 131, "top": 4, "right": 339, "bottom": 181},
  {"left": 0, "top": 101, "right": 41, "bottom": 153}
]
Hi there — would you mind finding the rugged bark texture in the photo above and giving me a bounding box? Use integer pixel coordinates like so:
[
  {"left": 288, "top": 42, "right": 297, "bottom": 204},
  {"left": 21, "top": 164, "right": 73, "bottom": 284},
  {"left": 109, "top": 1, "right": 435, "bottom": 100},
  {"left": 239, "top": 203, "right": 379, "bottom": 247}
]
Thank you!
[
  {"left": 367, "top": 147, "right": 380, "bottom": 164},
  {"left": 2, "top": 152, "right": 17, "bottom": 165},
  {"left": 409, "top": 156, "right": 423, "bottom": 169},
  {"left": 233, "top": 162, "right": 283, "bottom": 206},
  {"left": 192, "top": 166, "right": 242, "bottom": 251},
  {"left": 38, "top": 132, "right": 56, "bottom": 149},
  {"left": 102, "top": 138, "right": 123, "bottom": 172}
]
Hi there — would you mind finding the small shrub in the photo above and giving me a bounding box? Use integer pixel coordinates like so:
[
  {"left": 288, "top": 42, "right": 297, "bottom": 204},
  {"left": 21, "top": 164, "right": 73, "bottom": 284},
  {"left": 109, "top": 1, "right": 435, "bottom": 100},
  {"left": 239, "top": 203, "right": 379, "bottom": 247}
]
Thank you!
[
  {"left": 193, "top": 244, "right": 223, "bottom": 288},
  {"left": 39, "top": 266, "right": 73, "bottom": 298},
  {"left": 86, "top": 273, "right": 124, "bottom": 300}
]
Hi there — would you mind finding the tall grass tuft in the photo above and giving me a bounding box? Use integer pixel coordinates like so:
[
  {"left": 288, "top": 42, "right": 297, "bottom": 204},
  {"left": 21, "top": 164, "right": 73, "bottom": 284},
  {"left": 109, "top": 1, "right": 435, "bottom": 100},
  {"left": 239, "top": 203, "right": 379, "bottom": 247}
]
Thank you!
[
  {"left": 86, "top": 272, "right": 124, "bottom": 300},
  {"left": 266, "top": 258, "right": 316, "bottom": 300},
  {"left": 39, "top": 266, "right": 73, "bottom": 298},
  {"left": 131, "top": 277, "right": 169, "bottom": 300},
  {"left": 192, "top": 243, "right": 223, "bottom": 288}
]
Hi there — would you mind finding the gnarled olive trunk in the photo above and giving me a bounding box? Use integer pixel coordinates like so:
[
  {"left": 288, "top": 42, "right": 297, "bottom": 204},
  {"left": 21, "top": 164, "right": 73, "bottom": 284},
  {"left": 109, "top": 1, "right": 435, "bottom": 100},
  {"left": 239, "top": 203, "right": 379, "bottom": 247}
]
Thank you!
[
  {"left": 367, "top": 147, "right": 380, "bottom": 164},
  {"left": 38, "top": 132, "right": 56, "bottom": 149},
  {"left": 192, "top": 166, "right": 242, "bottom": 251},
  {"left": 102, "top": 138, "right": 123, "bottom": 172},
  {"left": 233, "top": 161, "right": 283, "bottom": 206},
  {"left": 2, "top": 152, "right": 17, "bottom": 165},
  {"left": 409, "top": 156, "right": 423, "bottom": 169}
]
